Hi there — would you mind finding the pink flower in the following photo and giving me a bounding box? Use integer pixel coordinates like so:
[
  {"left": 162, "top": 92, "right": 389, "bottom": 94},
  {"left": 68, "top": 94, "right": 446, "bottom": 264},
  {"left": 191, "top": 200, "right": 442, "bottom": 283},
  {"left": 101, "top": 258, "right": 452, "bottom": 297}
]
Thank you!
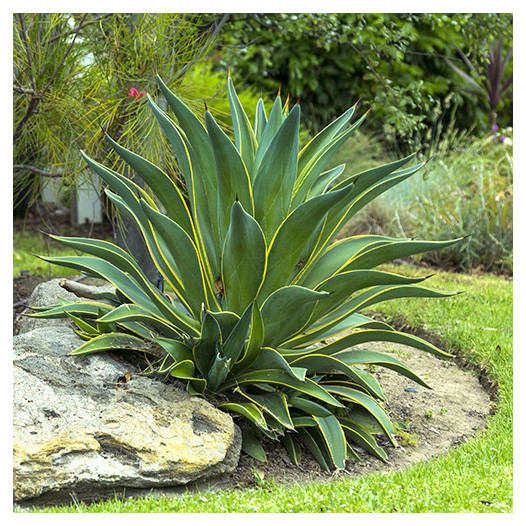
[
  {"left": 138, "top": 91, "right": 147, "bottom": 97},
  {"left": 128, "top": 87, "right": 139, "bottom": 98}
]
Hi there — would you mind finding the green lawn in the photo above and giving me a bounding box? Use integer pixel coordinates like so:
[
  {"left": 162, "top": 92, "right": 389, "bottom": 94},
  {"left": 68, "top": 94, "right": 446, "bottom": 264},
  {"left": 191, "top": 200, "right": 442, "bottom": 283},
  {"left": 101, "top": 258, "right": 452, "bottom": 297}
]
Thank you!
[
  {"left": 13, "top": 230, "right": 80, "bottom": 278},
  {"left": 29, "top": 265, "right": 513, "bottom": 513}
]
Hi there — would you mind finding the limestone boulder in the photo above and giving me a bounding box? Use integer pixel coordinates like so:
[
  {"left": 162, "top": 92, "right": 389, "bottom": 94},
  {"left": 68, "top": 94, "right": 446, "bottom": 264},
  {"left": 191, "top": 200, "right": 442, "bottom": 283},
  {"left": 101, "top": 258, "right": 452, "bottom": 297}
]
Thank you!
[{"left": 13, "top": 327, "right": 241, "bottom": 504}]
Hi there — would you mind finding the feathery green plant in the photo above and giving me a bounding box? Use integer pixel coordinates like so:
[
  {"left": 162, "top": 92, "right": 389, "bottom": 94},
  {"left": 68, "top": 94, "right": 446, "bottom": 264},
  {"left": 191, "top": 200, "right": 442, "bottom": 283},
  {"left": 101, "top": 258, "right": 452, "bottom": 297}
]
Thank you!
[{"left": 32, "top": 74, "right": 465, "bottom": 470}]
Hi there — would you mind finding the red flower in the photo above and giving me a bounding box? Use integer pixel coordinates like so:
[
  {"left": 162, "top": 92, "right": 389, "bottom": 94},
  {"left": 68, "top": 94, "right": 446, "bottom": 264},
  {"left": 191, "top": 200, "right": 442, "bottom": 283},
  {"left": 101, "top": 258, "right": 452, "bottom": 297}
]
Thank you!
[{"left": 128, "top": 87, "right": 147, "bottom": 100}]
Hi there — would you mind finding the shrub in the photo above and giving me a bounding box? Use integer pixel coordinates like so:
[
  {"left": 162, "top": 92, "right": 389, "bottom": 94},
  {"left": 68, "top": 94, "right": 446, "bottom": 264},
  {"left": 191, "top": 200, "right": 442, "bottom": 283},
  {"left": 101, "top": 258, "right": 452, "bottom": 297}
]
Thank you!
[
  {"left": 32, "top": 75, "right": 463, "bottom": 470},
  {"left": 375, "top": 129, "right": 513, "bottom": 274}
]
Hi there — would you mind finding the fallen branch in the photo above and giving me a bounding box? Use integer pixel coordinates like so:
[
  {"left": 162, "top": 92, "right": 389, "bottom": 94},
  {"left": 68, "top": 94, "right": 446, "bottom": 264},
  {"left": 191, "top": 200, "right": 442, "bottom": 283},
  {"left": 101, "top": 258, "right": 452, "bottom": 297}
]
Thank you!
[{"left": 59, "top": 278, "right": 98, "bottom": 300}]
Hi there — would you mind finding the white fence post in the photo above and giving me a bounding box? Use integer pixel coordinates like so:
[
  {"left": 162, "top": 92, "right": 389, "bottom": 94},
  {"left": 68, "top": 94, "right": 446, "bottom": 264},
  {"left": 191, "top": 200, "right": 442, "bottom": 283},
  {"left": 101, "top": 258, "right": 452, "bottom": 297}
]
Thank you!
[{"left": 73, "top": 172, "right": 103, "bottom": 225}]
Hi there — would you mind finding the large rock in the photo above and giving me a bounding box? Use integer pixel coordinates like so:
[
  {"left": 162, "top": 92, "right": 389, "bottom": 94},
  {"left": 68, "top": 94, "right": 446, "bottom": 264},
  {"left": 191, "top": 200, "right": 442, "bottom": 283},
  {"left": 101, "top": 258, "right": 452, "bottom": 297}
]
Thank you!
[{"left": 13, "top": 327, "right": 241, "bottom": 504}]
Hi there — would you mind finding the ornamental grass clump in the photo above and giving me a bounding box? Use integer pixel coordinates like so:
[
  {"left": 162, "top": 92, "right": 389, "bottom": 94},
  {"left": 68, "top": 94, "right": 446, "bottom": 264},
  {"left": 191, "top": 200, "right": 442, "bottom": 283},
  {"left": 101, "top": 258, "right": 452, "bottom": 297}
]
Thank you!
[{"left": 33, "top": 74, "right": 465, "bottom": 470}]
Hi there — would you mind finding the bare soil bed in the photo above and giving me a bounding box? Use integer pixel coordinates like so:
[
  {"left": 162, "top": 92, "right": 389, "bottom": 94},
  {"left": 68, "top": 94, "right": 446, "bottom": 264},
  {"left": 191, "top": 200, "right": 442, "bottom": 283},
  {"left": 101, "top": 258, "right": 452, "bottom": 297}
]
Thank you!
[
  {"left": 13, "top": 274, "right": 494, "bottom": 502},
  {"left": 198, "top": 338, "right": 494, "bottom": 494}
]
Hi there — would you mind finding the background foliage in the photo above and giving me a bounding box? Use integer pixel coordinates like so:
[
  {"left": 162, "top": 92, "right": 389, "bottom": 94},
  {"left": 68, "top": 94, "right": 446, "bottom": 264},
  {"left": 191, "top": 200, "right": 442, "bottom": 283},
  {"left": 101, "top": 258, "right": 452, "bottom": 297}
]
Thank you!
[{"left": 214, "top": 13, "right": 513, "bottom": 149}]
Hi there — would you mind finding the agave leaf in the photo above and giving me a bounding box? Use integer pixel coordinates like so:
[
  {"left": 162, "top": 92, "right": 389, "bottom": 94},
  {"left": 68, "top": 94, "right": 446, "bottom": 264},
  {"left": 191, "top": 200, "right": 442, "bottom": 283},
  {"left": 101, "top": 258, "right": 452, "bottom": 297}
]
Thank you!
[
  {"left": 233, "top": 300, "right": 264, "bottom": 372},
  {"left": 36, "top": 254, "right": 200, "bottom": 337},
  {"left": 250, "top": 347, "right": 307, "bottom": 382},
  {"left": 207, "top": 342, "right": 232, "bottom": 392},
  {"left": 192, "top": 310, "right": 222, "bottom": 376},
  {"left": 297, "top": 105, "right": 356, "bottom": 172},
  {"left": 103, "top": 188, "right": 197, "bottom": 311},
  {"left": 220, "top": 369, "right": 344, "bottom": 408},
  {"left": 29, "top": 300, "right": 113, "bottom": 319},
  {"left": 155, "top": 337, "right": 193, "bottom": 362},
  {"left": 218, "top": 401, "right": 269, "bottom": 430},
  {"left": 342, "top": 237, "right": 465, "bottom": 273},
  {"left": 296, "top": 428, "right": 331, "bottom": 471},
  {"left": 63, "top": 310, "right": 99, "bottom": 336},
  {"left": 70, "top": 332, "right": 150, "bottom": 356},
  {"left": 205, "top": 110, "right": 255, "bottom": 243},
  {"left": 313, "top": 414, "right": 347, "bottom": 469},
  {"left": 308, "top": 164, "right": 347, "bottom": 198},
  {"left": 289, "top": 396, "right": 346, "bottom": 468},
  {"left": 324, "top": 329, "right": 449, "bottom": 359},
  {"left": 252, "top": 104, "right": 301, "bottom": 239},
  {"left": 187, "top": 377, "right": 208, "bottom": 395},
  {"left": 309, "top": 269, "right": 431, "bottom": 321},
  {"left": 316, "top": 161, "right": 428, "bottom": 253},
  {"left": 147, "top": 94, "right": 221, "bottom": 280},
  {"left": 48, "top": 235, "right": 145, "bottom": 282},
  {"left": 81, "top": 157, "right": 177, "bottom": 287},
  {"left": 170, "top": 359, "right": 196, "bottom": 379},
  {"left": 97, "top": 303, "right": 182, "bottom": 339},
  {"left": 241, "top": 427, "right": 267, "bottom": 462},
  {"left": 331, "top": 150, "right": 420, "bottom": 195},
  {"left": 139, "top": 198, "right": 212, "bottom": 315},
  {"left": 103, "top": 132, "right": 194, "bottom": 235},
  {"left": 222, "top": 303, "right": 253, "bottom": 364},
  {"left": 288, "top": 353, "right": 385, "bottom": 399},
  {"left": 222, "top": 201, "right": 267, "bottom": 314},
  {"left": 260, "top": 286, "right": 331, "bottom": 348},
  {"left": 291, "top": 108, "right": 367, "bottom": 207},
  {"left": 155, "top": 74, "right": 216, "bottom": 174},
  {"left": 254, "top": 96, "right": 267, "bottom": 143},
  {"left": 228, "top": 75, "right": 258, "bottom": 175},
  {"left": 284, "top": 312, "right": 394, "bottom": 348},
  {"left": 208, "top": 311, "right": 240, "bottom": 343},
  {"left": 238, "top": 390, "right": 294, "bottom": 430},
  {"left": 298, "top": 235, "right": 401, "bottom": 288},
  {"left": 253, "top": 93, "right": 283, "bottom": 171},
  {"left": 325, "top": 385, "right": 396, "bottom": 445},
  {"left": 335, "top": 348, "right": 432, "bottom": 388},
  {"left": 338, "top": 417, "right": 388, "bottom": 461},
  {"left": 280, "top": 433, "right": 301, "bottom": 465},
  {"left": 260, "top": 180, "right": 357, "bottom": 300},
  {"left": 170, "top": 360, "right": 208, "bottom": 394},
  {"left": 292, "top": 416, "right": 318, "bottom": 427},
  {"left": 304, "top": 284, "right": 458, "bottom": 344},
  {"left": 80, "top": 150, "right": 156, "bottom": 222}
]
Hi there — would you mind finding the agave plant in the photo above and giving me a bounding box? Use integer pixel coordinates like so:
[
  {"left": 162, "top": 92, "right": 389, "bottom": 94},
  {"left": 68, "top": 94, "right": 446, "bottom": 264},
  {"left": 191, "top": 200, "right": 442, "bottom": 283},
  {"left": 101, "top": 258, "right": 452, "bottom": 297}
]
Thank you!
[{"left": 32, "top": 74, "right": 464, "bottom": 470}]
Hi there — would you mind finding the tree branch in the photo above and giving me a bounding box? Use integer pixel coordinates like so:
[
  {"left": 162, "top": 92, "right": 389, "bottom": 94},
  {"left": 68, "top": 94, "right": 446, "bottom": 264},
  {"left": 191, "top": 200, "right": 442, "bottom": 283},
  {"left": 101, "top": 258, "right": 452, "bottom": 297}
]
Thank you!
[
  {"left": 42, "top": 14, "right": 87, "bottom": 96},
  {"left": 13, "top": 14, "right": 87, "bottom": 143},
  {"left": 174, "top": 13, "right": 230, "bottom": 81},
  {"left": 13, "top": 164, "right": 65, "bottom": 178}
]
